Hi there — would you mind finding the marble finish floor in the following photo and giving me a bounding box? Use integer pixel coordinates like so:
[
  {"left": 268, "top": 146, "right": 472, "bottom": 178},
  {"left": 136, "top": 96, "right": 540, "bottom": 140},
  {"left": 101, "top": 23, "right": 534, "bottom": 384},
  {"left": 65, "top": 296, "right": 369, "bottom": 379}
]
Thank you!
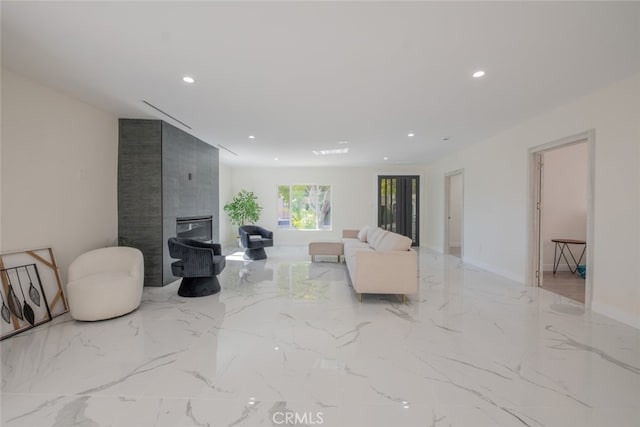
[{"left": 1, "top": 246, "right": 639, "bottom": 427}]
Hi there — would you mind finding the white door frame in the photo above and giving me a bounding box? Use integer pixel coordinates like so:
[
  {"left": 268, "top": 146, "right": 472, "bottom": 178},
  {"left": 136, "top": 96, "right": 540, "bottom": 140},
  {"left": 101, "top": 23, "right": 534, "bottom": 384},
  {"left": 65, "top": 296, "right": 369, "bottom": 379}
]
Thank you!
[
  {"left": 444, "top": 169, "right": 464, "bottom": 257},
  {"left": 527, "top": 130, "right": 595, "bottom": 307}
]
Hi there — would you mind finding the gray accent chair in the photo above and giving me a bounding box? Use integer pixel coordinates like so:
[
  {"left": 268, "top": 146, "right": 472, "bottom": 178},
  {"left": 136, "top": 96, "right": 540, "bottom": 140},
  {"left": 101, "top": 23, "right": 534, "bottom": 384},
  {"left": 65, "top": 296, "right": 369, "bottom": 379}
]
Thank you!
[
  {"left": 239, "top": 225, "right": 273, "bottom": 260},
  {"left": 167, "top": 238, "right": 226, "bottom": 297}
]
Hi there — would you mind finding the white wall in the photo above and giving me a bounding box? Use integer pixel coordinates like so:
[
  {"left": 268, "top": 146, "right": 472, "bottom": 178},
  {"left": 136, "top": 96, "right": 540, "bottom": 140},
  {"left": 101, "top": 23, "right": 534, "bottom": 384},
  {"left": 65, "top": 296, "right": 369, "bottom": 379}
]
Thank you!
[
  {"left": 218, "top": 162, "right": 235, "bottom": 248},
  {"left": 1, "top": 69, "right": 118, "bottom": 283},
  {"left": 0, "top": 72, "right": 3, "bottom": 253},
  {"left": 224, "top": 165, "right": 426, "bottom": 247},
  {"left": 448, "top": 173, "right": 463, "bottom": 247},
  {"left": 425, "top": 73, "right": 640, "bottom": 328},
  {"left": 541, "top": 143, "right": 587, "bottom": 270}
]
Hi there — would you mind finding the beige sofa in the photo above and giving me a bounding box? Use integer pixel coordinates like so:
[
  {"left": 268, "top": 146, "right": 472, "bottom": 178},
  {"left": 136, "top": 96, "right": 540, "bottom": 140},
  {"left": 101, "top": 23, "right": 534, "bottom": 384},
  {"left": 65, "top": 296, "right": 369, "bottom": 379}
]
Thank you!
[{"left": 342, "top": 226, "right": 418, "bottom": 302}]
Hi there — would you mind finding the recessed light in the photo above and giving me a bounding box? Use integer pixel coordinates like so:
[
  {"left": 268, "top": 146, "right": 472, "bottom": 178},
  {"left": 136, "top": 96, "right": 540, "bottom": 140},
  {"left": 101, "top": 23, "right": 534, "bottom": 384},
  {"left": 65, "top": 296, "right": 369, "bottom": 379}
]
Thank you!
[
  {"left": 383, "top": 157, "right": 389, "bottom": 160},
  {"left": 407, "top": 133, "right": 415, "bottom": 137},
  {"left": 274, "top": 157, "right": 279, "bottom": 161},
  {"left": 182, "top": 76, "right": 195, "bottom": 83},
  {"left": 248, "top": 135, "right": 255, "bottom": 139},
  {"left": 472, "top": 70, "right": 485, "bottom": 78}
]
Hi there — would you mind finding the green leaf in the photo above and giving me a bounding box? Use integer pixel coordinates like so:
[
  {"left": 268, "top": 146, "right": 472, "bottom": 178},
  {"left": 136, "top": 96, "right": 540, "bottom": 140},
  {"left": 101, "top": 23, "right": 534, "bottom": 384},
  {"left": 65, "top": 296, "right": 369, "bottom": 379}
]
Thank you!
[{"left": 224, "top": 189, "right": 263, "bottom": 226}]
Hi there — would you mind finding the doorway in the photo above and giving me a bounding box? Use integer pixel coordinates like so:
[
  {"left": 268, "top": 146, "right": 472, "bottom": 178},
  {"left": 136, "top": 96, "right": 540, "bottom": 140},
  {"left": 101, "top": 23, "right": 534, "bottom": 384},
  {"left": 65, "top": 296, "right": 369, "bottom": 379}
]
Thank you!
[
  {"left": 377, "top": 175, "right": 419, "bottom": 245},
  {"left": 529, "top": 131, "right": 594, "bottom": 306},
  {"left": 444, "top": 170, "right": 464, "bottom": 257}
]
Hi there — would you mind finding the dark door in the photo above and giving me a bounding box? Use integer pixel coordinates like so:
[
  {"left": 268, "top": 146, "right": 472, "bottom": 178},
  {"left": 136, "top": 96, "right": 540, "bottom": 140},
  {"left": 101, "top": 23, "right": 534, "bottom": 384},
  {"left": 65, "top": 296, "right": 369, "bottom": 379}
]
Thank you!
[{"left": 378, "top": 175, "right": 419, "bottom": 246}]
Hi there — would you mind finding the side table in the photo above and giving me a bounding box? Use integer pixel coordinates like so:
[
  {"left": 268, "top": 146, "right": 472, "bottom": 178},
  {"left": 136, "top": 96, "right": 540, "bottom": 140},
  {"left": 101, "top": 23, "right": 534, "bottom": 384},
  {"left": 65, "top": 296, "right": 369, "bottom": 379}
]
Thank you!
[{"left": 551, "top": 238, "right": 586, "bottom": 274}]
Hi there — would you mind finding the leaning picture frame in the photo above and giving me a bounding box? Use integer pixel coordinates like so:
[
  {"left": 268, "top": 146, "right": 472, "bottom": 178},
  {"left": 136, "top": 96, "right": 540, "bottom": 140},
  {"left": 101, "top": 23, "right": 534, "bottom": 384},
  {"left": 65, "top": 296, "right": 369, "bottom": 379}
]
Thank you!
[{"left": 0, "top": 247, "right": 68, "bottom": 340}]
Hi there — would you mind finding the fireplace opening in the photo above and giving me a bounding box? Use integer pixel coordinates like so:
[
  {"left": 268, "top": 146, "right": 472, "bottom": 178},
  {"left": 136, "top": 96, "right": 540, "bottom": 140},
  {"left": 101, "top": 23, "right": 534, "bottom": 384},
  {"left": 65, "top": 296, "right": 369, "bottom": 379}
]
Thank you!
[{"left": 176, "top": 216, "right": 213, "bottom": 242}]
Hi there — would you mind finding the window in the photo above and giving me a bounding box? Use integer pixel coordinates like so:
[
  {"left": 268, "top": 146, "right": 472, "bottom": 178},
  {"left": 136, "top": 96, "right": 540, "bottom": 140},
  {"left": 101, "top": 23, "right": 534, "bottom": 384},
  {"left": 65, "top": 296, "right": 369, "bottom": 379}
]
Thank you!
[{"left": 277, "top": 185, "right": 331, "bottom": 230}]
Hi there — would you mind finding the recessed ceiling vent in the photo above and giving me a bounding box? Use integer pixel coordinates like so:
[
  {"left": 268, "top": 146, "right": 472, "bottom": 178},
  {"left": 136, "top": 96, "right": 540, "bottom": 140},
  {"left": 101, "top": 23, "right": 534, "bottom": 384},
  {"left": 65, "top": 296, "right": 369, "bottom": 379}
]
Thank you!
[
  {"left": 142, "top": 100, "right": 192, "bottom": 129},
  {"left": 312, "top": 148, "right": 349, "bottom": 156}
]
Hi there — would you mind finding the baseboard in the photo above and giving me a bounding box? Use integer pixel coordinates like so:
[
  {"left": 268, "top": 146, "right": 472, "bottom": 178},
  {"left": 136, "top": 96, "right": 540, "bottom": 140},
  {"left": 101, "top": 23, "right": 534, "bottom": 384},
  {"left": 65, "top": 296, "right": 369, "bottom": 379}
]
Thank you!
[
  {"left": 591, "top": 301, "right": 640, "bottom": 330},
  {"left": 462, "top": 256, "right": 524, "bottom": 284}
]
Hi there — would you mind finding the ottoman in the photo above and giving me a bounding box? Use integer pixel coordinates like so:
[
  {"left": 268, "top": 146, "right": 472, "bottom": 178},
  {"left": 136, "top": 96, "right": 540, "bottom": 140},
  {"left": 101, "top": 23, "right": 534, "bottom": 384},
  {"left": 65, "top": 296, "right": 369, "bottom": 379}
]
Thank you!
[{"left": 308, "top": 241, "right": 344, "bottom": 262}]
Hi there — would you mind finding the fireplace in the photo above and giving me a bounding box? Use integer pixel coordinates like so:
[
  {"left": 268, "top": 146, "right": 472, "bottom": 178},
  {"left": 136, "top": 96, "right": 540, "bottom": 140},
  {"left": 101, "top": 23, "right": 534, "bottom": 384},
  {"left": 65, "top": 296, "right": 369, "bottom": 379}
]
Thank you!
[{"left": 176, "top": 216, "right": 213, "bottom": 242}]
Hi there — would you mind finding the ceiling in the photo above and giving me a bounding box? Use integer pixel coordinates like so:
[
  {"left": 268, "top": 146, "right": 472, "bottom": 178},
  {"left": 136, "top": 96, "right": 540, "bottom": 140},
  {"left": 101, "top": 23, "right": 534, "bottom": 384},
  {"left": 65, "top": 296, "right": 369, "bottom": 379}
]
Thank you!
[{"left": 2, "top": 2, "right": 640, "bottom": 167}]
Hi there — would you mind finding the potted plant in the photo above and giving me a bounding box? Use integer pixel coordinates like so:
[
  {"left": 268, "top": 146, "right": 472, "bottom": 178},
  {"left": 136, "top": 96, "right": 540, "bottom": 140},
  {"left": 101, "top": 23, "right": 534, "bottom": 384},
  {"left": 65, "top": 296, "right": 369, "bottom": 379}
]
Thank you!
[{"left": 224, "top": 189, "right": 263, "bottom": 227}]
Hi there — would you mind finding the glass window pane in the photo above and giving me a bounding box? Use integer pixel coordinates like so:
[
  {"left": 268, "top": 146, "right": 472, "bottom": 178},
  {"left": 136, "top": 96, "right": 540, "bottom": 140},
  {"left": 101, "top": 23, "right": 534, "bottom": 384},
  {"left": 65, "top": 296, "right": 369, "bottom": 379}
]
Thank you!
[
  {"left": 279, "top": 184, "right": 331, "bottom": 230},
  {"left": 277, "top": 185, "right": 290, "bottom": 228},
  {"left": 318, "top": 185, "right": 331, "bottom": 229}
]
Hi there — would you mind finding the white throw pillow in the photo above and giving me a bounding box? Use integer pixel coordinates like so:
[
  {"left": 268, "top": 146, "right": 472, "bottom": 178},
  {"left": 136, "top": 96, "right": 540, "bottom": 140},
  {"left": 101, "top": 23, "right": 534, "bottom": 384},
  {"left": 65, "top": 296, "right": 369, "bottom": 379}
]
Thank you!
[
  {"left": 249, "top": 235, "right": 262, "bottom": 241},
  {"left": 366, "top": 226, "right": 377, "bottom": 244},
  {"left": 357, "top": 226, "right": 369, "bottom": 242},
  {"left": 369, "top": 228, "right": 389, "bottom": 249}
]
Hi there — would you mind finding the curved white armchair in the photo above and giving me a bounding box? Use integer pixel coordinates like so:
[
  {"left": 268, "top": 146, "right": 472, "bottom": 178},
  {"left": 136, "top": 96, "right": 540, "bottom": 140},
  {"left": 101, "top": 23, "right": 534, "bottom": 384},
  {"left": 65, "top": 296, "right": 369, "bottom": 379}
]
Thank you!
[{"left": 67, "top": 246, "right": 144, "bottom": 321}]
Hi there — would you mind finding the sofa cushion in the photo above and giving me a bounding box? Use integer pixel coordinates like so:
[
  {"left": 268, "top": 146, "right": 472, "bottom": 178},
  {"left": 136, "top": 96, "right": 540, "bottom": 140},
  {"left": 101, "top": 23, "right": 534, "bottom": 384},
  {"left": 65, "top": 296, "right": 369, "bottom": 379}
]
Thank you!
[
  {"left": 357, "top": 226, "right": 369, "bottom": 242},
  {"left": 343, "top": 238, "right": 370, "bottom": 255},
  {"left": 376, "top": 232, "right": 412, "bottom": 252},
  {"left": 369, "top": 228, "right": 389, "bottom": 249}
]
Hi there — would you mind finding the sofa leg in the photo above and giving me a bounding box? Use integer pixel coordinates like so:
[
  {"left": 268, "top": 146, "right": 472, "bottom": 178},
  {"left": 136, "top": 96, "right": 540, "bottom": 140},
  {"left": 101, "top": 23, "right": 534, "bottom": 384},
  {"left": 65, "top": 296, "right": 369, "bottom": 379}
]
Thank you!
[
  {"left": 358, "top": 293, "right": 362, "bottom": 302},
  {"left": 401, "top": 294, "right": 407, "bottom": 304}
]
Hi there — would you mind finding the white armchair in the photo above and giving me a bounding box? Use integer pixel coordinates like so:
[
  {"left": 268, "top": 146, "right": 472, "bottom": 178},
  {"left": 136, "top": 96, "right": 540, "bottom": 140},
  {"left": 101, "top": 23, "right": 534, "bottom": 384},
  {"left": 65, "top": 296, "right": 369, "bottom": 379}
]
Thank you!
[{"left": 67, "top": 246, "right": 144, "bottom": 321}]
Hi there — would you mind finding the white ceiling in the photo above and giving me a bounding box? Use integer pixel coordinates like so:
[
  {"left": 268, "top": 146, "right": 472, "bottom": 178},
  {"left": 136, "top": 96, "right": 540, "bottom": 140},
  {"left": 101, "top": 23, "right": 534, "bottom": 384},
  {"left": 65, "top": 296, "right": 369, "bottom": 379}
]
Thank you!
[{"left": 3, "top": 1, "right": 640, "bottom": 167}]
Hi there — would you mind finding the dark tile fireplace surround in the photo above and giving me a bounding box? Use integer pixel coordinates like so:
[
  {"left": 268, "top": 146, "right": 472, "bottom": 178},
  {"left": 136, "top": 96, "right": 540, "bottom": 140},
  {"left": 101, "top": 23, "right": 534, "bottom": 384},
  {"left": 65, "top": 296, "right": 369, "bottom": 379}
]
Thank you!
[{"left": 118, "top": 119, "right": 220, "bottom": 286}]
